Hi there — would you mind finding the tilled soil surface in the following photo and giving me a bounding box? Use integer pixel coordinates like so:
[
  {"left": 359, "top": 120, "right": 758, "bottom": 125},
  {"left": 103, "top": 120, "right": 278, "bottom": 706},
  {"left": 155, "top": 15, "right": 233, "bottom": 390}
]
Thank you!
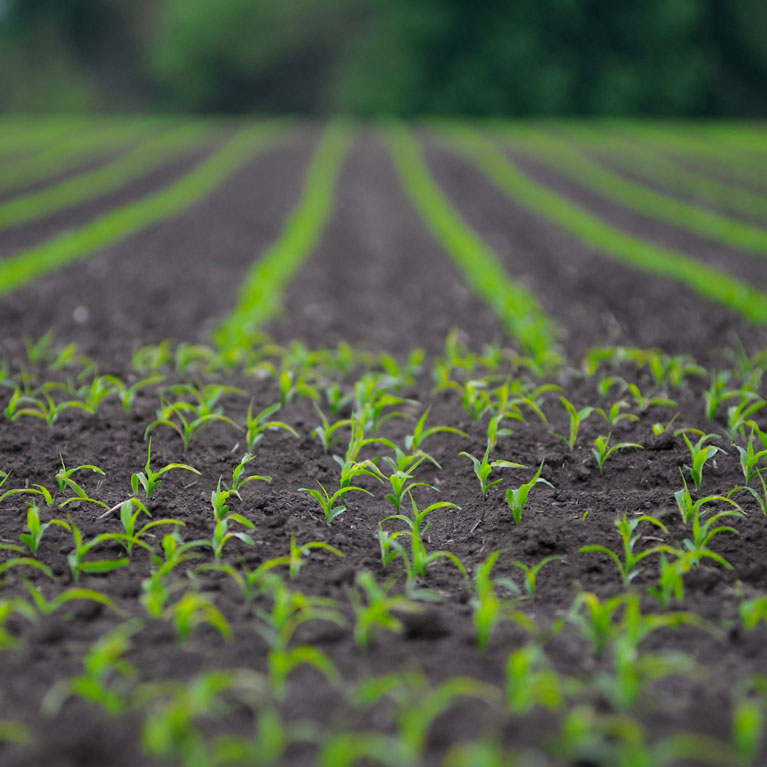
[
  {"left": 0, "top": 141, "right": 220, "bottom": 258},
  {"left": 505, "top": 149, "right": 767, "bottom": 289},
  {"left": 422, "top": 138, "right": 767, "bottom": 362},
  {"left": 0, "top": 127, "right": 765, "bottom": 767}
]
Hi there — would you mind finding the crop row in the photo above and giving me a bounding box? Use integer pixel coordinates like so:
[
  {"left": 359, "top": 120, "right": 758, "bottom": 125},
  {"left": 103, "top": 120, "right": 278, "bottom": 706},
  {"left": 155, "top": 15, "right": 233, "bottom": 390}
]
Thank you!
[{"left": 0, "top": 331, "right": 765, "bottom": 765}]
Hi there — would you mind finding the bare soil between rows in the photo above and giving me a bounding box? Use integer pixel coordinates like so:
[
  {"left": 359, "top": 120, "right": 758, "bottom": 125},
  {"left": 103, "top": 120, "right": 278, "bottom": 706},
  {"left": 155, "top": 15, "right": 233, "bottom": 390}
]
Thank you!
[{"left": 0, "top": 131, "right": 765, "bottom": 766}]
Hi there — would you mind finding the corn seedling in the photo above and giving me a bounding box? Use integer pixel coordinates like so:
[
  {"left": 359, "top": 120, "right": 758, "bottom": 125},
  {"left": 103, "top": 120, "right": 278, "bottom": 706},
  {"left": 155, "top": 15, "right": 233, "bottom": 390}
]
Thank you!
[
  {"left": 43, "top": 621, "right": 140, "bottom": 717},
  {"left": 379, "top": 498, "right": 466, "bottom": 591},
  {"left": 312, "top": 404, "right": 353, "bottom": 453},
  {"left": 268, "top": 644, "right": 340, "bottom": 701},
  {"left": 165, "top": 590, "right": 233, "bottom": 645},
  {"left": 736, "top": 428, "right": 767, "bottom": 484},
  {"left": 254, "top": 576, "right": 345, "bottom": 651},
  {"left": 626, "top": 383, "right": 677, "bottom": 413},
  {"left": 0, "top": 502, "right": 68, "bottom": 555},
  {"left": 0, "top": 599, "right": 36, "bottom": 649},
  {"left": 505, "top": 461, "right": 553, "bottom": 524},
  {"left": 63, "top": 515, "right": 150, "bottom": 581},
  {"left": 592, "top": 433, "right": 643, "bottom": 472},
  {"left": 4, "top": 388, "right": 91, "bottom": 426},
  {"left": 512, "top": 555, "right": 564, "bottom": 595},
  {"left": 567, "top": 592, "right": 633, "bottom": 656},
  {"left": 731, "top": 470, "right": 767, "bottom": 515},
  {"left": 674, "top": 472, "right": 742, "bottom": 524},
  {"left": 580, "top": 513, "right": 675, "bottom": 586},
  {"left": 210, "top": 510, "right": 255, "bottom": 560},
  {"left": 732, "top": 676, "right": 767, "bottom": 767},
  {"left": 144, "top": 399, "right": 239, "bottom": 449},
  {"left": 99, "top": 374, "right": 163, "bottom": 411},
  {"left": 679, "top": 430, "right": 724, "bottom": 490},
  {"left": 552, "top": 397, "right": 594, "bottom": 450},
  {"left": 299, "top": 481, "right": 373, "bottom": 525},
  {"left": 506, "top": 645, "right": 567, "bottom": 714},
  {"left": 56, "top": 457, "right": 108, "bottom": 508},
  {"left": 595, "top": 637, "right": 699, "bottom": 712},
  {"left": 24, "top": 580, "right": 125, "bottom": 618},
  {"left": 382, "top": 457, "right": 435, "bottom": 513},
  {"left": 471, "top": 551, "right": 534, "bottom": 650},
  {"left": 404, "top": 407, "right": 469, "bottom": 455},
  {"left": 228, "top": 452, "right": 271, "bottom": 494},
  {"left": 740, "top": 593, "right": 767, "bottom": 631},
  {"left": 118, "top": 499, "right": 184, "bottom": 555},
  {"left": 347, "top": 571, "right": 421, "bottom": 649},
  {"left": 596, "top": 400, "right": 638, "bottom": 426},
  {"left": 130, "top": 439, "right": 200, "bottom": 499},
  {"left": 726, "top": 394, "right": 766, "bottom": 442},
  {"left": 245, "top": 401, "right": 299, "bottom": 452},
  {"left": 647, "top": 551, "right": 696, "bottom": 607},
  {"left": 460, "top": 445, "right": 525, "bottom": 498},
  {"left": 682, "top": 504, "right": 743, "bottom": 569}
]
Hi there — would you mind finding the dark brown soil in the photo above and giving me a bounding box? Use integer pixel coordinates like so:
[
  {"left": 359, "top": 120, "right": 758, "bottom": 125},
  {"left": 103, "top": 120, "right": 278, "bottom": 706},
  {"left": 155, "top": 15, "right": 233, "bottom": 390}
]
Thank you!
[
  {"left": 0, "top": 136, "right": 316, "bottom": 362},
  {"left": 0, "top": 128, "right": 765, "bottom": 767},
  {"left": 268, "top": 133, "right": 503, "bottom": 354},
  {"left": 422, "top": 137, "right": 767, "bottom": 362},
  {"left": 586, "top": 150, "right": 767, "bottom": 229},
  {"left": 504, "top": 149, "right": 767, "bottom": 289},
  {"left": 0, "top": 142, "right": 220, "bottom": 258}
]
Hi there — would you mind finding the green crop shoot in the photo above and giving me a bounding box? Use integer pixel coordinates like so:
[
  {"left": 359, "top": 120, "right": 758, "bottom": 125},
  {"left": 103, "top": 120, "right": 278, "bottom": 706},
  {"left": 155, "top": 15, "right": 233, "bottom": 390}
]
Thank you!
[
  {"left": 440, "top": 124, "right": 767, "bottom": 326},
  {"left": 245, "top": 401, "right": 299, "bottom": 452},
  {"left": 647, "top": 551, "right": 697, "bottom": 607},
  {"left": 348, "top": 572, "right": 421, "bottom": 649},
  {"left": 214, "top": 122, "right": 353, "bottom": 350},
  {"left": 505, "top": 461, "right": 553, "bottom": 524},
  {"left": 626, "top": 383, "right": 677, "bottom": 413},
  {"left": 596, "top": 400, "right": 638, "bottom": 426},
  {"left": 0, "top": 125, "right": 281, "bottom": 297},
  {"left": 679, "top": 431, "right": 724, "bottom": 490},
  {"left": 1, "top": 502, "right": 68, "bottom": 556},
  {"left": 255, "top": 576, "right": 345, "bottom": 651},
  {"left": 732, "top": 676, "right": 767, "bottom": 766},
  {"left": 740, "top": 594, "right": 767, "bottom": 631},
  {"left": 55, "top": 458, "right": 108, "bottom": 509},
  {"left": 144, "top": 399, "right": 239, "bottom": 449},
  {"left": 43, "top": 621, "right": 141, "bottom": 717},
  {"left": 460, "top": 445, "right": 525, "bottom": 498},
  {"left": 682, "top": 504, "right": 742, "bottom": 569},
  {"left": 385, "top": 123, "right": 561, "bottom": 365},
  {"left": 166, "top": 591, "right": 233, "bottom": 645},
  {"left": 595, "top": 637, "right": 698, "bottom": 712},
  {"left": 268, "top": 645, "right": 340, "bottom": 701},
  {"left": 382, "top": 455, "right": 435, "bottom": 512},
  {"left": 552, "top": 397, "right": 594, "bottom": 450},
  {"left": 471, "top": 551, "right": 534, "bottom": 650},
  {"left": 404, "top": 407, "right": 469, "bottom": 455},
  {"left": 24, "top": 580, "right": 125, "bottom": 620},
  {"left": 592, "top": 434, "right": 643, "bottom": 472},
  {"left": 210, "top": 510, "right": 255, "bottom": 560},
  {"left": 506, "top": 646, "right": 567, "bottom": 714},
  {"left": 0, "top": 482, "right": 54, "bottom": 507},
  {"left": 737, "top": 429, "right": 767, "bottom": 484},
  {"left": 731, "top": 470, "right": 767, "bottom": 515},
  {"left": 130, "top": 440, "right": 200, "bottom": 499},
  {"left": 580, "top": 513, "right": 675, "bottom": 586},
  {"left": 4, "top": 389, "right": 91, "bottom": 426},
  {"left": 379, "top": 498, "right": 466, "bottom": 591},
  {"left": 312, "top": 405, "right": 353, "bottom": 453},
  {"left": 299, "top": 482, "right": 373, "bottom": 525},
  {"left": 512, "top": 555, "right": 564, "bottom": 595},
  {"left": 674, "top": 473, "right": 742, "bottom": 524},
  {"left": 228, "top": 453, "right": 272, "bottom": 494},
  {"left": 118, "top": 499, "right": 184, "bottom": 556}
]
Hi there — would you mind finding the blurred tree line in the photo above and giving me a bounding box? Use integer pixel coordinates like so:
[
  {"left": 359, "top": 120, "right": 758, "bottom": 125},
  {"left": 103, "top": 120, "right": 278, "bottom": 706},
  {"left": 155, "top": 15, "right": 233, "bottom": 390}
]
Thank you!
[{"left": 0, "top": 0, "right": 764, "bottom": 115}]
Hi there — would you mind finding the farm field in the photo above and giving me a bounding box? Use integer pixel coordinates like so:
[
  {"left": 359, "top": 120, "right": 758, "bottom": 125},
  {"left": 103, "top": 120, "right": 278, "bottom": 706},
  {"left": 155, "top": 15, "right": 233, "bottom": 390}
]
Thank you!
[{"left": 0, "top": 116, "right": 766, "bottom": 766}]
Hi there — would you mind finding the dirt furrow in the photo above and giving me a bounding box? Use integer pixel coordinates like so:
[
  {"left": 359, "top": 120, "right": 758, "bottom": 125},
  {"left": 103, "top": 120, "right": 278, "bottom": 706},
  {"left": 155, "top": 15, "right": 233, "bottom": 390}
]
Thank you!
[
  {"left": 423, "top": 138, "right": 767, "bottom": 363},
  {"left": 0, "top": 136, "right": 316, "bottom": 361},
  {"left": 0, "top": 142, "right": 219, "bottom": 258},
  {"left": 506, "top": 150, "right": 767, "bottom": 289},
  {"left": 267, "top": 132, "right": 504, "bottom": 355}
]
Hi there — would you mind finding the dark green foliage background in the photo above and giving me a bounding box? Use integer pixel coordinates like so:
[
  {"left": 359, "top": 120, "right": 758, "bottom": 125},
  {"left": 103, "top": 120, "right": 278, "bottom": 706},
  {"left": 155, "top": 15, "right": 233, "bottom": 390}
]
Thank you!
[{"left": 0, "top": 0, "right": 764, "bottom": 115}]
